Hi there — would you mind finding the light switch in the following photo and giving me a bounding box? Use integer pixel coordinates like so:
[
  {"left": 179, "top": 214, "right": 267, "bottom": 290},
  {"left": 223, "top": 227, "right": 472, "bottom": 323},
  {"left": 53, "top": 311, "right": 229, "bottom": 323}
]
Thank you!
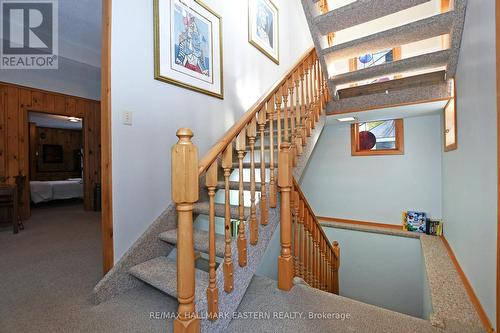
[{"left": 122, "top": 111, "right": 133, "bottom": 125}]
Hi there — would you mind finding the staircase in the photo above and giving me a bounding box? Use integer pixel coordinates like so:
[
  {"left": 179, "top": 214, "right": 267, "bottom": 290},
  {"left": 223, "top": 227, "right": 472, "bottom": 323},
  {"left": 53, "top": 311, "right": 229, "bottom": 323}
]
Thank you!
[
  {"left": 93, "top": 49, "right": 340, "bottom": 333},
  {"left": 301, "top": 0, "right": 466, "bottom": 113}
]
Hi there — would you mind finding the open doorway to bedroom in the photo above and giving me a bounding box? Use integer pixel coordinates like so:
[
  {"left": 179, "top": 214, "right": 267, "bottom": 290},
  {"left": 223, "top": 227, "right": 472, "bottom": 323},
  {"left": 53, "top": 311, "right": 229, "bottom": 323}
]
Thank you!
[{"left": 28, "top": 112, "right": 86, "bottom": 211}]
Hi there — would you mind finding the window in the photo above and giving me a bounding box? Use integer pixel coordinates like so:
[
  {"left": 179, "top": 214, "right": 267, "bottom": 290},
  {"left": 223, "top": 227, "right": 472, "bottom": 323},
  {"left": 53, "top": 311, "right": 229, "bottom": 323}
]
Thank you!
[
  {"left": 351, "top": 119, "right": 404, "bottom": 156},
  {"left": 444, "top": 79, "right": 457, "bottom": 151}
]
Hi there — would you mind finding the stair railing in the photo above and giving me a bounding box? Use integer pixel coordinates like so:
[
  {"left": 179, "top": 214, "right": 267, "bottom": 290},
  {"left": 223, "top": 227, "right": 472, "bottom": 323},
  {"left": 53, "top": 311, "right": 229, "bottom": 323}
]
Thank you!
[
  {"left": 171, "top": 47, "right": 329, "bottom": 332},
  {"left": 288, "top": 177, "right": 340, "bottom": 294}
]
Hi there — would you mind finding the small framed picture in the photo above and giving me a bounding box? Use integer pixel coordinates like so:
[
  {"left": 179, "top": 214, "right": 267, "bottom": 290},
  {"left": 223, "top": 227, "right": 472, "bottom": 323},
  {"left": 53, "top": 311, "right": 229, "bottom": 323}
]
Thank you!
[
  {"left": 248, "top": 0, "right": 279, "bottom": 64},
  {"left": 154, "top": 0, "right": 224, "bottom": 99}
]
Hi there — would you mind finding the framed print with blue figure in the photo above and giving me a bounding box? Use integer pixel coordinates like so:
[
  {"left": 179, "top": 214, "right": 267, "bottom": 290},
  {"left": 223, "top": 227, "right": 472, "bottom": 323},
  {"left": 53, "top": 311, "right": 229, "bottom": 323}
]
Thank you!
[
  {"left": 154, "top": 0, "right": 223, "bottom": 99},
  {"left": 248, "top": 0, "right": 279, "bottom": 64}
]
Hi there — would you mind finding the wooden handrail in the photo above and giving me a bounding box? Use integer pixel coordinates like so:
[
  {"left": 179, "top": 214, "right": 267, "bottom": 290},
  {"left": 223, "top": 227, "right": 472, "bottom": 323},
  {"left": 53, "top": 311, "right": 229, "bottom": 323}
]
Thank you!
[
  {"left": 292, "top": 177, "right": 338, "bottom": 259},
  {"left": 198, "top": 47, "right": 316, "bottom": 175}
]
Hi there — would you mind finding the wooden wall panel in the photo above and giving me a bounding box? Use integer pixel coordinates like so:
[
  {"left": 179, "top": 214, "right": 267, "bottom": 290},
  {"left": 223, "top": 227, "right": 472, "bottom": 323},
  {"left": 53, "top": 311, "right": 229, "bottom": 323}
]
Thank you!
[
  {"left": 0, "top": 81, "right": 101, "bottom": 218},
  {"left": 0, "top": 85, "right": 6, "bottom": 181}
]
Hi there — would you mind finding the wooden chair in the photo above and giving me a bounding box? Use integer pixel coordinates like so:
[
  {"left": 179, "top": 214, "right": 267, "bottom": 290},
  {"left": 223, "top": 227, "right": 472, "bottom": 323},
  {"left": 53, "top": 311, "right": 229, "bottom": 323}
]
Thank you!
[{"left": 0, "top": 185, "right": 19, "bottom": 234}]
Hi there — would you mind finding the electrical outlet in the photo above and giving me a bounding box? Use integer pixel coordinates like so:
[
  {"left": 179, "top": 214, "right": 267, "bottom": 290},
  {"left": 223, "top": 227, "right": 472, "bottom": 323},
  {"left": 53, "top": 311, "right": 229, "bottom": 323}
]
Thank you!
[{"left": 122, "top": 111, "right": 133, "bottom": 125}]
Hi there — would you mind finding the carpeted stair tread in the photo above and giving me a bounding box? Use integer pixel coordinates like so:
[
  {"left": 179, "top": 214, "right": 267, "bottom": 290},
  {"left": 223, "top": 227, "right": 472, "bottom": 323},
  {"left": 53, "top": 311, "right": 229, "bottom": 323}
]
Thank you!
[
  {"left": 194, "top": 201, "right": 249, "bottom": 220},
  {"left": 321, "top": 12, "right": 454, "bottom": 61},
  {"left": 159, "top": 229, "right": 225, "bottom": 258},
  {"left": 331, "top": 50, "right": 450, "bottom": 86},
  {"left": 314, "top": 0, "right": 430, "bottom": 35},
  {"left": 129, "top": 256, "right": 208, "bottom": 298}
]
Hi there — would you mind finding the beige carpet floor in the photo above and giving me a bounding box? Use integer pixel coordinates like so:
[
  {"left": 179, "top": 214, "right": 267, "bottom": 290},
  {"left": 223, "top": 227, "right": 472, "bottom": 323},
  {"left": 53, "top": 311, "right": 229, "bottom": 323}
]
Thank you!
[{"left": 0, "top": 201, "right": 176, "bottom": 333}]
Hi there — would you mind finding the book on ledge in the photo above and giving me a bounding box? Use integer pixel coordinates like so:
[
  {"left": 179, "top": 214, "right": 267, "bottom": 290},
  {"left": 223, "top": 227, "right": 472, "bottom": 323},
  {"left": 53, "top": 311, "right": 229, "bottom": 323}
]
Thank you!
[{"left": 402, "top": 211, "right": 443, "bottom": 236}]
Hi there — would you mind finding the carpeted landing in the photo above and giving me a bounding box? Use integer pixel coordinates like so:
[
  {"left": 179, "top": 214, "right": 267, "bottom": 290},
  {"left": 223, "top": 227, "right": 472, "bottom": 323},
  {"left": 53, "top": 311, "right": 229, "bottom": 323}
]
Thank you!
[{"left": 0, "top": 201, "right": 176, "bottom": 333}]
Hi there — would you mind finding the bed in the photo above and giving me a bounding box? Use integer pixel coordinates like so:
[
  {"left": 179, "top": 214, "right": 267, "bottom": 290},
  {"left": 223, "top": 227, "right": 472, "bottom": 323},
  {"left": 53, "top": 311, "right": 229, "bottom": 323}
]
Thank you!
[{"left": 30, "top": 178, "right": 84, "bottom": 204}]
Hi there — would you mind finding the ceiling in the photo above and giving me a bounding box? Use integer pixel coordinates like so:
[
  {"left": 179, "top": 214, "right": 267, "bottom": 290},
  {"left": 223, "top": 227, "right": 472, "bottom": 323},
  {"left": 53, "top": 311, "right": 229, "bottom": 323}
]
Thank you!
[
  {"left": 29, "top": 112, "right": 83, "bottom": 130},
  {"left": 0, "top": 0, "right": 102, "bottom": 68},
  {"left": 58, "top": 0, "right": 102, "bottom": 68},
  {"left": 326, "top": 100, "right": 449, "bottom": 126}
]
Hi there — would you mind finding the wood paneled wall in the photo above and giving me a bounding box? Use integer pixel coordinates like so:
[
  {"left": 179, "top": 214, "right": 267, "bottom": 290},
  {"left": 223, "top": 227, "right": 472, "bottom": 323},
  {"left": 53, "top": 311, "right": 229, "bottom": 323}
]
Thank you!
[
  {"left": 0, "top": 82, "right": 101, "bottom": 218},
  {"left": 31, "top": 126, "right": 83, "bottom": 181}
]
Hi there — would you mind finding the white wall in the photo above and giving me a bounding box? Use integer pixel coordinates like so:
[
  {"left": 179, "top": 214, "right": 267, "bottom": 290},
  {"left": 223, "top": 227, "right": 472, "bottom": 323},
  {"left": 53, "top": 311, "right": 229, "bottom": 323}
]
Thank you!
[
  {"left": 111, "top": 1, "right": 313, "bottom": 261},
  {"left": 300, "top": 114, "right": 443, "bottom": 225},
  {"left": 441, "top": 0, "right": 497, "bottom": 327}
]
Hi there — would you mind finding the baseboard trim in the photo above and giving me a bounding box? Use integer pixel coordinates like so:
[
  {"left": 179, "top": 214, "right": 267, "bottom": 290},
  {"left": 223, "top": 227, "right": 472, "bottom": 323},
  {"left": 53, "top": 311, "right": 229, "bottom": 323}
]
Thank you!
[
  {"left": 317, "top": 216, "right": 402, "bottom": 230},
  {"left": 440, "top": 236, "right": 495, "bottom": 332}
]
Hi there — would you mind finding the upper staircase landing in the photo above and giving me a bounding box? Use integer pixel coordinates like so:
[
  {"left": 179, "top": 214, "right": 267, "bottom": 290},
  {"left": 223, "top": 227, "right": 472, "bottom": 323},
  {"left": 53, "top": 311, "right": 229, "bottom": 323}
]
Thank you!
[{"left": 301, "top": 0, "right": 467, "bottom": 113}]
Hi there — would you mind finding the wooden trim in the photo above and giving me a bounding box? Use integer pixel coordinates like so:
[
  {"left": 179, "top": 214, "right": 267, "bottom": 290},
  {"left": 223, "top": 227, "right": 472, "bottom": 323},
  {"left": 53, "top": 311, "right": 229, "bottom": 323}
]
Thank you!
[
  {"left": 0, "top": 81, "right": 99, "bottom": 103},
  {"left": 101, "top": 0, "right": 114, "bottom": 274},
  {"left": 440, "top": 0, "right": 451, "bottom": 12},
  {"left": 198, "top": 47, "right": 315, "bottom": 175},
  {"left": 496, "top": 0, "right": 500, "bottom": 328},
  {"left": 351, "top": 119, "right": 404, "bottom": 156},
  {"left": 326, "top": 97, "right": 451, "bottom": 116},
  {"left": 444, "top": 79, "right": 457, "bottom": 152},
  {"left": 441, "top": 236, "right": 494, "bottom": 332},
  {"left": 318, "top": 216, "right": 402, "bottom": 230}
]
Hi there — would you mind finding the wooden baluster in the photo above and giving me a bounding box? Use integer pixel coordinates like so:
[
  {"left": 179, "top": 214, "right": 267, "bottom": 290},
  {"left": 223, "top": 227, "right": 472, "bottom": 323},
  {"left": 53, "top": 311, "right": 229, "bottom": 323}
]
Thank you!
[
  {"left": 294, "top": 70, "right": 303, "bottom": 156},
  {"left": 206, "top": 161, "right": 219, "bottom": 319},
  {"left": 311, "top": 59, "right": 317, "bottom": 130},
  {"left": 275, "top": 93, "right": 282, "bottom": 150},
  {"left": 318, "top": 230, "right": 322, "bottom": 289},
  {"left": 221, "top": 147, "right": 234, "bottom": 293},
  {"left": 304, "top": 211, "right": 311, "bottom": 284},
  {"left": 327, "top": 248, "right": 333, "bottom": 293},
  {"left": 317, "top": 59, "right": 324, "bottom": 118},
  {"left": 258, "top": 108, "right": 268, "bottom": 226},
  {"left": 321, "top": 238, "right": 326, "bottom": 291},
  {"left": 308, "top": 56, "right": 314, "bottom": 135},
  {"left": 267, "top": 100, "right": 277, "bottom": 209},
  {"left": 282, "top": 82, "right": 290, "bottom": 144},
  {"left": 305, "top": 58, "right": 312, "bottom": 139},
  {"left": 277, "top": 142, "right": 293, "bottom": 291},
  {"left": 172, "top": 128, "right": 200, "bottom": 333},
  {"left": 288, "top": 76, "right": 297, "bottom": 167},
  {"left": 236, "top": 130, "right": 247, "bottom": 267},
  {"left": 300, "top": 64, "right": 307, "bottom": 148},
  {"left": 299, "top": 199, "right": 305, "bottom": 279},
  {"left": 326, "top": 248, "right": 331, "bottom": 292},
  {"left": 333, "top": 241, "right": 340, "bottom": 294},
  {"left": 309, "top": 212, "right": 316, "bottom": 287},
  {"left": 315, "top": 226, "right": 320, "bottom": 289},
  {"left": 247, "top": 119, "right": 258, "bottom": 245},
  {"left": 316, "top": 58, "right": 321, "bottom": 122},
  {"left": 293, "top": 190, "right": 300, "bottom": 277}
]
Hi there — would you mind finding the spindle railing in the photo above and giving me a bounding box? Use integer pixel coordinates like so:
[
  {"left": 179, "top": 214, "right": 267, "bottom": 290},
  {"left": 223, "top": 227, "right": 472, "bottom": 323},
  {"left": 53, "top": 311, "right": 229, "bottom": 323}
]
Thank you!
[
  {"left": 171, "top": 48, "right": 338, "bottom": 333},
  {"left": 291, "top": 177, "right": 340, "bottom": 293}
]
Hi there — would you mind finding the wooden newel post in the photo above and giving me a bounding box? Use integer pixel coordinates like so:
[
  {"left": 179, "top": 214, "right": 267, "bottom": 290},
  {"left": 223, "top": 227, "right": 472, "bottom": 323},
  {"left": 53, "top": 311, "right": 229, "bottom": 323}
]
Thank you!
[
  {"left": 172, "top": 128, "right": 200, "bottom": 333},
  {"left": 278, "top": 142, "right": 293, "bottom": 291}
]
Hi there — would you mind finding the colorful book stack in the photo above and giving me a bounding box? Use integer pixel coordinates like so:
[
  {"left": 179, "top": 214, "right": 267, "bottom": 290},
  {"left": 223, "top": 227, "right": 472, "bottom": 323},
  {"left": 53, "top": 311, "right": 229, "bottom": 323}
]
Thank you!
[{"left": 402, "top": 211, "right": 443, "bottom": 236}]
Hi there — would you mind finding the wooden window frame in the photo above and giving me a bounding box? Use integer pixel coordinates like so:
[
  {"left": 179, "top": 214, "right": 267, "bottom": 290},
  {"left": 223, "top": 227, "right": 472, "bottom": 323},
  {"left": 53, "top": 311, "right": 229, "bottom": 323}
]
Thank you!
[
  {"left": 351, "top": 119, "right": 405, "bottom": 156},
  {"left": 444, "top": 79, "right": 457, "bottom": 152}
]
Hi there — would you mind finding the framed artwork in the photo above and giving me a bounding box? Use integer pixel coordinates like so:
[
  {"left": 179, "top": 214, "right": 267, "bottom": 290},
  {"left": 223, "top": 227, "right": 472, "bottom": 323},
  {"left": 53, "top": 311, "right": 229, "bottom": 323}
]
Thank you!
[
  {"left": 154, "top": 0, "right": 223, "bottom": 99},
  {"left": 248, "top": 0, "right": 279, "bottom": 64}
]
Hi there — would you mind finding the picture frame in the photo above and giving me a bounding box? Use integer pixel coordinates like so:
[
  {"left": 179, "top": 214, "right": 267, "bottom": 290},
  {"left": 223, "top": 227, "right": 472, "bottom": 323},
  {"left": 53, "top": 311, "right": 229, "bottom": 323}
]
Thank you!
[
  {"left": 248, "top": 0, "right": 279, "bottom": 64},
  {"left": 154, "top": 0, "right": 224, "bottom": 99}
]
